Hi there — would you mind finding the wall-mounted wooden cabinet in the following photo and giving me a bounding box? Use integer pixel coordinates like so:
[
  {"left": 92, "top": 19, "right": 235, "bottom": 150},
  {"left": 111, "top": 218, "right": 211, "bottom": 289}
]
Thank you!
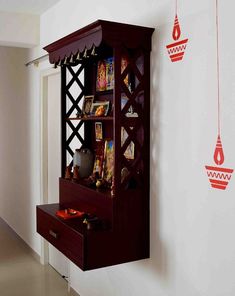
[{"left": 37, "top": 20, "right": 154, "bottom": 270}]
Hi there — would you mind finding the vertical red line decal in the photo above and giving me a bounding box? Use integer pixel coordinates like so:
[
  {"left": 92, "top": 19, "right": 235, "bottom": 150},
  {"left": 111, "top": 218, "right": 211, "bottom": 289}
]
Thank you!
[
  {"left": 216, "top": 0, "right": 221, "bottom": 136},
  {"left": 205, "top": 0, "right": 233, "bottom": 190}
]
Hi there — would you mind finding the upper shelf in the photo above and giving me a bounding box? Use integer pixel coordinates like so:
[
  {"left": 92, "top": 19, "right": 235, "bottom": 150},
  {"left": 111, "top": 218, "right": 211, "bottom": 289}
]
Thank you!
[
  {"left": 66, "top": 116, "right": 113, "bottom": 121},
  {"left": 43, "top": 19, "right": 155, "bottom": 64}
]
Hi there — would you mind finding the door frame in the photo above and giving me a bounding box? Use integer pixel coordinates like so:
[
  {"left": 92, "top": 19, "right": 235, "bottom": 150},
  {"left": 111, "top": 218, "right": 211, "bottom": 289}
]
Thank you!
[{"left": 39, "top": 67, "right": 60, "bottom": 265}]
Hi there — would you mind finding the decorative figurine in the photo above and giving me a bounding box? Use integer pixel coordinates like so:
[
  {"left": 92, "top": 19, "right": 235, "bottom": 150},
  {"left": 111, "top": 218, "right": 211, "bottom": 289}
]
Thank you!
[
  {"left": 85, "top": 173, "right": 97, "bottom": 187},
  {"left": 121, "top": 167, "right": 129, "bottom": 183},
  {"left": 65, "top": 165, "right": 72, "bottom": 180},
  {"left": 95, "top": 105, "right": 106, "bottom": 116},
  {"left": 83, "top": 216, "right": 99, "bottom": 230},
  {"left": 111, "top": 177, "right": 115, "bottom": 196},
  {"left": 76, "top": 110, "right": 82, "bottom": 118},
  {"left": 96, "top": 178, "right": 104, "bottom": 189},
  {"left": 73, "top": 165, "right": 80, "bottom": 181}
]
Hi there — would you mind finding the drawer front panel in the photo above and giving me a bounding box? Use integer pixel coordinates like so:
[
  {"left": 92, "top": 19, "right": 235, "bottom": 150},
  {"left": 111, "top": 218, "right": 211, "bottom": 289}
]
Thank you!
[{"left": 37, "top": 207, "right": 84, "bottom": 268}]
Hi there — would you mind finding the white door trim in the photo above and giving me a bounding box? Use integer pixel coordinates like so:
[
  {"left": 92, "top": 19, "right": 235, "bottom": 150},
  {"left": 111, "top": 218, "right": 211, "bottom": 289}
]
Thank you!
[{"left": 39, "top": 67, "right": 60, "bottom": 265}]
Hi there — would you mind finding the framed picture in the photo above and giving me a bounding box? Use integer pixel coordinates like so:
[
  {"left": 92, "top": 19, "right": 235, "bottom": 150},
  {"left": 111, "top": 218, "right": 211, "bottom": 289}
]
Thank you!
[
  {"left": 95, "top": 122, "right": 103, "bottom": 141},
  {"left": 96, "top": 60, "right": 107, "bottom": 91},
  {"left": 90, "top": 101, "right": 110, "bottom": 117},
  {"left": 121, "top": 127, "right": 135, "bottom": 160},
  {"left": 82, "top": 95, "right": 94, "bottom": 116},
  {"left": 106, "top": 57, "right": 114, "bottom": 90},
  {"left": 93, "top": 154, "right": 103, "bottom": 178},
  {"left": 102, "top": 140, "right": 114, "bottom": 184},
  {"left": 96, "top": 57, "right": 114, "bottom": 92}
]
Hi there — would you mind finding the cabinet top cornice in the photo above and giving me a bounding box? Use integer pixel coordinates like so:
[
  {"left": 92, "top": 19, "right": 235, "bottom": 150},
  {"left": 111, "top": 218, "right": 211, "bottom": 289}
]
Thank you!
[{"left": 44, "top": 19, "right": 155, "bottom": 64}]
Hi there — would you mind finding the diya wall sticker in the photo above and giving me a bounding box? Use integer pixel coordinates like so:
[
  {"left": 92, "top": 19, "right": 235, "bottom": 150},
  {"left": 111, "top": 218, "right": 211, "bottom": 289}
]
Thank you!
[
  {"left": 166, "top": 0, "right": 189, "bottom": 62},
  {"left": 205, "top": 0, "right": 233, "bottom": 190}
]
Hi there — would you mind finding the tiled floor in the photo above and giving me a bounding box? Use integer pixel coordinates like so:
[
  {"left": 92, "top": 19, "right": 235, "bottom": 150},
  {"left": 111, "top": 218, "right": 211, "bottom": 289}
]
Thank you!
[{"left": 0, "top": 218, "right": 74, "bottom": 296}]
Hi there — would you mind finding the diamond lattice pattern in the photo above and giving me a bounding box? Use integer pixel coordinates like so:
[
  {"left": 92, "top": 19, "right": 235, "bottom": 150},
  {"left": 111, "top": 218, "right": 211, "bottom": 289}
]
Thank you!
[
  {"left": 120, "top": 51, "right": 145, "bottom": 189},
  {"left": 65, "top": 64, "right": 85, "bottom": 166}
]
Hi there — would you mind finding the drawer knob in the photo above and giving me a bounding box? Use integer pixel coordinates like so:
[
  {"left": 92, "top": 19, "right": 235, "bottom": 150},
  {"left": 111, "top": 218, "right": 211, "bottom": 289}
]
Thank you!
[{"left": 49, "top": 229, "right": 58, "bottom": 239}]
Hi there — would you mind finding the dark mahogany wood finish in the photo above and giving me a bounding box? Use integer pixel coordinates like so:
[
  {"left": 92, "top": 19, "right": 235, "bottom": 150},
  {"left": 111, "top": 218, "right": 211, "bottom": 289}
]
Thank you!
[{"left": 37, "top": 20, "right": 154, "bottom": 271}]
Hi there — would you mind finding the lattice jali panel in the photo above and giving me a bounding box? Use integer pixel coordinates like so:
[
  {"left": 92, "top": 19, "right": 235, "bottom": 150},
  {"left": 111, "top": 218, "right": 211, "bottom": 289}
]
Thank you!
[
  {"left": 120, "top": 49, "right": 145, "bottom": 116},
  {"left": 66, "top": 64, "right": 85, "bottom": 118},
  {"left": 120, "top": 122, "right": 144, "bottom": 189},
  {"left": 119, "top": 49, "right": 145, "bottom": 189},
  {"left": 62, "top": 63, "right": 85, "bottom": 169},
  {"left": 65, "top": 120, "right": 85, "bottom": 166}
]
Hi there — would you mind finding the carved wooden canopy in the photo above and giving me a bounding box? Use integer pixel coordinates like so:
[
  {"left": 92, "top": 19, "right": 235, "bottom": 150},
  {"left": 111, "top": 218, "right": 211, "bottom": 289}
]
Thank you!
[{"left": 44, "top": 19, "right": 154, "bottom": 64}]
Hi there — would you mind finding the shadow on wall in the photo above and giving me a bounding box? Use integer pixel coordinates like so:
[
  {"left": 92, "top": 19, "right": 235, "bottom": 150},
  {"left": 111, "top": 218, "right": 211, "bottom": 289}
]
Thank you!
[
  {"left": 119, "top": 26, "right": 169, "bottom": 283},
  {"left": 122, "top": 26, "right": 169, "bottom": 283},
  {"left": 149, "top": 27, "right": 169, "bottom": 280},
  {"left": 123, "top": 6, "right": 176, "bottom": 282}
]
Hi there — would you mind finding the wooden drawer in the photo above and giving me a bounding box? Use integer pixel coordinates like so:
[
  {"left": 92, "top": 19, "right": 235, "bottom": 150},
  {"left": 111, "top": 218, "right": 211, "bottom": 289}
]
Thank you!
[{"left": 37, "top": 204, "right": 84, "bottom": 269}]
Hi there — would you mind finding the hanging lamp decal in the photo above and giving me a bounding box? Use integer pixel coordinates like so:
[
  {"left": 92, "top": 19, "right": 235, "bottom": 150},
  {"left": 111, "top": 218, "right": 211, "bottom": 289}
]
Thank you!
[
  {"left": 205, "top": 0, "right": 233, "bottom": 190},
  {"left": 166, "top": 0, "right": 188, "bottom": 62}
]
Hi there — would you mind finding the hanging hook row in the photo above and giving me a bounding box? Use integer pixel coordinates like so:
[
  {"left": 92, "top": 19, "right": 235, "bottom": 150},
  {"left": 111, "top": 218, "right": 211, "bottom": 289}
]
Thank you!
[{"left": 54, "top": 45, "right": 97, "bottom": 68}]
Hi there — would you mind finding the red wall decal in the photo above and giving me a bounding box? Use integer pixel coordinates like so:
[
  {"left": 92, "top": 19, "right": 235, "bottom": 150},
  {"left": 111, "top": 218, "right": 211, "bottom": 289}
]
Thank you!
[
  {"left": 205, "top": 136, "right": 233, "bottom": 190},
  {"left": 205, "top": 0, "right": 233, "bottom": 190},
  {"left": 166, "top": 1, "right": 188, "bottom": 62}
]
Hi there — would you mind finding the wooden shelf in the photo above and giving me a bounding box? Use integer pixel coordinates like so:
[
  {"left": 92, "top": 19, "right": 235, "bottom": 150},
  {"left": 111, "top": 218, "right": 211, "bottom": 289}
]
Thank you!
[
  {"left": 60, "top": 178, "right": 113, "bottom": 199},
  {"left": 66, "top": 116, "right": 113, "bottom": 121},
  {"left": 95, "top": 89, "right": 113, "bottom": 96}
]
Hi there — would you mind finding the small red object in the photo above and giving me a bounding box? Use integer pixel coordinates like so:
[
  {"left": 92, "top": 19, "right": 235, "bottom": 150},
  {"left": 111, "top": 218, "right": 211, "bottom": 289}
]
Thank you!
[{"left": 56, "top": 208, "right": 85, "bottom": 220}]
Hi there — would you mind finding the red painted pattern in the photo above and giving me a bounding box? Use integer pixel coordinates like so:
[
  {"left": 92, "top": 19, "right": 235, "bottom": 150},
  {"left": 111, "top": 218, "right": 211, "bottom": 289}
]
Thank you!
[
  {"left": 211, "top": 184, "right": 226, "bottom": 190},
  {"left": 166, "top": 39, "right": 188, "bottom": 50},
  {"left": 166, "top": 39, "right": 188, "bottom": 62},
  {"left": 166, "top": 14, "right": 188, "bottom": 63},
  {"left": 213, "top": 135, "right": 224, "bottom": 165},
  {"left": 205, "top": 165, "right": 233, "bottom": 174},
  {"left": 172, "top": 14, "right": 181, "bottom": 41},
  {"left": 205, "top": 165, "right": 233, "bottom": 190}
]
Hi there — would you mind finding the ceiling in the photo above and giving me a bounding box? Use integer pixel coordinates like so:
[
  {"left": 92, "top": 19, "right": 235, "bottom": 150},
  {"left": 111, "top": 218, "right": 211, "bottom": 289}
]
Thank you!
[{"left": 0, "top": 0, "right": 61, "bottom": 15}]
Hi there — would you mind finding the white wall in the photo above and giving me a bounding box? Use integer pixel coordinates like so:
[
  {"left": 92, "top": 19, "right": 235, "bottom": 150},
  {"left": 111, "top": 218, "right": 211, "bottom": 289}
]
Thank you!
[
  {"left": 0, "top": 11, "right": 39, "bottom": 48},
  {"left": 34, "top": 0, "right": 235, "bottom": 295},
  {"left": 0, "top": 46, "right": 41, "bottom": 254}
]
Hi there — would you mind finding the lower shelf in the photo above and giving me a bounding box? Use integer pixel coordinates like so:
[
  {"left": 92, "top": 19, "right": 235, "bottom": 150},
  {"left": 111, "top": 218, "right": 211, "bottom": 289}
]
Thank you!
[{"left": 37, "top": 203, "right": 149, "bottom": 271}]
